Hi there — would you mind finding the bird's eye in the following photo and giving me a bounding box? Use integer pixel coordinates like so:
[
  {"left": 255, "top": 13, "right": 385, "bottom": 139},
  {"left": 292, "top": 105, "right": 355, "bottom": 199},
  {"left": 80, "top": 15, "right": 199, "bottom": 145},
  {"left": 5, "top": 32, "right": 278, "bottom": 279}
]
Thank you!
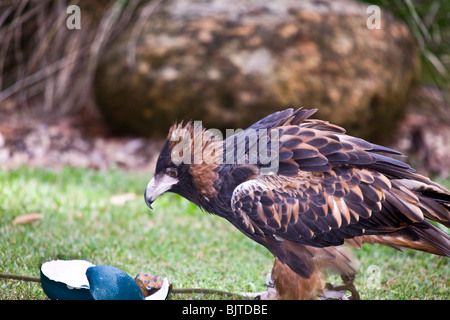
[{"left": 166, "top": 168, "right": 178, "bottom": 178}]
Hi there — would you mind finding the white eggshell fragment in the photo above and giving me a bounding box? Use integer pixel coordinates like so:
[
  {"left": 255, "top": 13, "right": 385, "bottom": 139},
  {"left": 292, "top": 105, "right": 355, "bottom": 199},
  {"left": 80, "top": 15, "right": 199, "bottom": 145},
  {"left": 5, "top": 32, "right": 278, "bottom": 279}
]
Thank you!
[
  {"left": 145, "top": 278, "right": 170, "bottom": 300},
  {"left": 40, "top": 259, "right": 95, "bottom": 300}
]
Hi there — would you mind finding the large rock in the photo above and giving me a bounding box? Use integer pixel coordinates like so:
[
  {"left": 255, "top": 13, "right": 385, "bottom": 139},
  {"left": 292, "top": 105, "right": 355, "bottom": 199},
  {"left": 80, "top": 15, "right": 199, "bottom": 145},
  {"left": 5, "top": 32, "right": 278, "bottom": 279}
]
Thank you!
[{"left": 94, "top": 0, "right": 420, "bottom": 141}]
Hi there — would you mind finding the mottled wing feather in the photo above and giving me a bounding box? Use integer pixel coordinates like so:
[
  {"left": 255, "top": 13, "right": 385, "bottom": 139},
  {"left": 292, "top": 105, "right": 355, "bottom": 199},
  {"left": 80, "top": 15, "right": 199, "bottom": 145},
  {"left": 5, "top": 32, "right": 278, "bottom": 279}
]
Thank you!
[
  {"left": 225, "top": 108, "right": 449, "bottom": 257},
  {"left": 276, "top": 124, "right": 408, "bottom": 176},
  {"left": 225, "top": 108, "right": 409, "bottom": 177},
  {"left": 230, "top": 168, "right": 412, "bottom": 247}
]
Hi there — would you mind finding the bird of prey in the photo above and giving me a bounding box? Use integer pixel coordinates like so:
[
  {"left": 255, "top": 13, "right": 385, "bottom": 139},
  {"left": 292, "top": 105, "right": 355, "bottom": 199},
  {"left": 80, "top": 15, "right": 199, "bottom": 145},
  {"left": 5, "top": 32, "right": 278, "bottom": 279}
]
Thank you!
[{"left": 145, "top": 108, "right": 450, "bottom": 299}]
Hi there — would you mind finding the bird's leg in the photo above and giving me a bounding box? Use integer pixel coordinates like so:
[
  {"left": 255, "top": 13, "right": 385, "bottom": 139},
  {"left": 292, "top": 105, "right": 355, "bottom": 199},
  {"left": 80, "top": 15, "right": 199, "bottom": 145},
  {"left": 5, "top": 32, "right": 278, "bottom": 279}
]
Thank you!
[
  {"left": 341, "top": 274, "right": 360, "bottom": 300},
  {"left": 246, "top": 262, "right": 361, "bottom": 300},
  {"left": 321, "top": 273, "right": 360, "bottom": 300}
]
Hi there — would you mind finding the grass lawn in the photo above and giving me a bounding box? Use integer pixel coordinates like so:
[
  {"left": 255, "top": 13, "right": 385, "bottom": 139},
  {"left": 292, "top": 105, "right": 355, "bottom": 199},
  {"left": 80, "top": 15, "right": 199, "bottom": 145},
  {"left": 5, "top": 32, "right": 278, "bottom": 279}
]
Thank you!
[{"left": 0, "top": 167, "right": 448, "bottom": 300}]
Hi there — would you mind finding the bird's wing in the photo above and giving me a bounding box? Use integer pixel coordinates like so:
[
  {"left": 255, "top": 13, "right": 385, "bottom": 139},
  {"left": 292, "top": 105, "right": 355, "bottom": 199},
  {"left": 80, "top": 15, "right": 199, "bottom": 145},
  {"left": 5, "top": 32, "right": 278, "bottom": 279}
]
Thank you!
[
  {"left": 224, "top": 108, "right": 411, "bottom": 177},
  {"left": 231, "top": 166, "right": 450, "bottom": 258},
  {"left": 230, "top": 167, "right": 450, "bottom": 278},
  {"left": 227, "top": 108, "right": 427, "bottom": 245},
  {"left": 230, "top": 167, "right": 416, "bottom": 247},
  {"left": 225, "top": 108, "right": 449, "bottom": 268}
]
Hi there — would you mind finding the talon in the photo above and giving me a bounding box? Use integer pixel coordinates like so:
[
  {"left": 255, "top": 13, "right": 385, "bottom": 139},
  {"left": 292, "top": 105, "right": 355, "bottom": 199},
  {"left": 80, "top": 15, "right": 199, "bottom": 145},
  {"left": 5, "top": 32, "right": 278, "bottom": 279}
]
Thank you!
[
  {"left": 321, "top": 278, "right": 360, "bottom": 300},
  {"left": 340, "top": 274, "right": 360, "bottom": 300},
  {"left": 321, "top": 283, "right": 350, "bottom": 300}
]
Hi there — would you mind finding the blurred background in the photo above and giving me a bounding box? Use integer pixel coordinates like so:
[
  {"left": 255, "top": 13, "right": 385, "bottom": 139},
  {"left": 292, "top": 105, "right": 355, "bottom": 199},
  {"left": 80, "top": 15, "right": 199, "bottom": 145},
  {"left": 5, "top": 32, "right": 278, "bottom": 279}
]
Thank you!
[{"left": 0, "top": 0, "right": 449, "bottom": 177}]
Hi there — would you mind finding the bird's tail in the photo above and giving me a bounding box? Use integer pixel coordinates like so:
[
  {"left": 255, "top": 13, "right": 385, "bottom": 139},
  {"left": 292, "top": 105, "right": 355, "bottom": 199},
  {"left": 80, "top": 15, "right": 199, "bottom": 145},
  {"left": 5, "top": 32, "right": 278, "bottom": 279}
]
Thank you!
[
  {"left": 395, "top": 173, "right": 450, "bottom": 228},
  {"left": 349, "top": 174, "right": 450, "bottom": 257},
  {"left": 351, "top": 221, "right": 450, "bottom": 257},
  {"left": 407, "top": 175, "right": 450, "bottom": 256},
  {"left": 405, "top": 221, "right": 450, "bottom": 257}
]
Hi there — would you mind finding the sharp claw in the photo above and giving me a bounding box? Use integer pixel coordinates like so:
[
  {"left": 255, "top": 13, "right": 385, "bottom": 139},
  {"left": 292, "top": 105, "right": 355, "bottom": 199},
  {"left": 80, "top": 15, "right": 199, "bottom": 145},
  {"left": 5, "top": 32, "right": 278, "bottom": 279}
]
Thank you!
[
  {"left": 340, "top": 273, "right": 360, "bottom": 300},
  {"left": 321, "top": 279, "right": 360, "bottom": 300},
  {"left": 321, "top": 283, "right": 350, "bottom": 300},
  {"left": 247, "top": 272, "right": 361, "bottom": 300}
]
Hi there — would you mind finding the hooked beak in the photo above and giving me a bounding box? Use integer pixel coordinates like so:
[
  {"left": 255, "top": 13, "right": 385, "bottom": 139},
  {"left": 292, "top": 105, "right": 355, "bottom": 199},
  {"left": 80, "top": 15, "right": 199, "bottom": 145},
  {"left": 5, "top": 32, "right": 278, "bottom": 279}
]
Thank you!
[{"left": 145, "top": 174, "right": 178, "bottom": 209}]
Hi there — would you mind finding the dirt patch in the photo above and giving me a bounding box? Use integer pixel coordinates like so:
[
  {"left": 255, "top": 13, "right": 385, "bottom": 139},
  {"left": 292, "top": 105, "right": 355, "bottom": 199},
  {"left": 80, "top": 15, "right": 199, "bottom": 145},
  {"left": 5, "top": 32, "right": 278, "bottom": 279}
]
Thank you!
[{"left": 0, "top": 111, "right": 163, "bottom": 173}]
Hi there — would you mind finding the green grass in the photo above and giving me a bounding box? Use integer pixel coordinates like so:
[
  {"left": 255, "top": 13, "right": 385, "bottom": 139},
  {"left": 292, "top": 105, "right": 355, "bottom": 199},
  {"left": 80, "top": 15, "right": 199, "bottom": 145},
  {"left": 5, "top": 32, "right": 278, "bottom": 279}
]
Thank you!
[{"left": 0, "top": 167, "right": 448, "bottom": 299}]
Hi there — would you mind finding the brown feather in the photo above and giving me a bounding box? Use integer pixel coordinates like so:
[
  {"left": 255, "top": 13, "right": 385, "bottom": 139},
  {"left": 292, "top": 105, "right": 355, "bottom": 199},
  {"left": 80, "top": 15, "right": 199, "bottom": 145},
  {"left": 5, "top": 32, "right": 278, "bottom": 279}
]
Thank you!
[
  {"left": 270, "top": 257, "right": 324, "bottom": 300},
  {"left": 268, "top": 244, "right": 356, "bottom": 299},
  {"left": 353, "top": 223, "right": 450, "bottom": 256}
]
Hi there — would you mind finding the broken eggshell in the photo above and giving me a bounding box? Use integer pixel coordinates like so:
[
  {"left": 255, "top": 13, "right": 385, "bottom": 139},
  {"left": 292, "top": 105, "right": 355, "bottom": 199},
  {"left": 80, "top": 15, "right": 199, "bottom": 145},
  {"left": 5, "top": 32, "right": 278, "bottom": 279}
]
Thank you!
[
  {"left": 145, "top": 278, "right": 170, "bottom": 300},
  {"left": 86, "top": 265, "right": 144, "bottom": 300},
  {"left": 41, "top": 260, "right": 168, "bottom": 300},
  {"left": 135, "top": 272, "right": 171, "bottom": 300},
  {"left": 40, "top": 259, "right": 95, "bottom": 300}
]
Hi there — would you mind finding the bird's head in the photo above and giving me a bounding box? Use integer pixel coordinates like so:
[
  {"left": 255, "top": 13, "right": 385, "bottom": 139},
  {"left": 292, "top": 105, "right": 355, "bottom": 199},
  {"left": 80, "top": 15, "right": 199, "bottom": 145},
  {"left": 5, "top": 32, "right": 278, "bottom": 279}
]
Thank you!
[
  {"left": 144, "top": 143, "right": 186, "bottom": 209},
  {"left": 144, "top": 122, "right": 221, "bottom": 210}
]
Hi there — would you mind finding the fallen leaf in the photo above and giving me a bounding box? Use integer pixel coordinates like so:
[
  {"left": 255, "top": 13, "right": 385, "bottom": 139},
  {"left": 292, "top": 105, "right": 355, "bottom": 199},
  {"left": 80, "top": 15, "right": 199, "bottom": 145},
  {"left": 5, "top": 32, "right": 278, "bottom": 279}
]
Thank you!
[
  {"left": 13, "top": 213, "right": 44, "bottom": 225},
  {"left": 109, "top": 193, "right": 137, "bottom": 206}
]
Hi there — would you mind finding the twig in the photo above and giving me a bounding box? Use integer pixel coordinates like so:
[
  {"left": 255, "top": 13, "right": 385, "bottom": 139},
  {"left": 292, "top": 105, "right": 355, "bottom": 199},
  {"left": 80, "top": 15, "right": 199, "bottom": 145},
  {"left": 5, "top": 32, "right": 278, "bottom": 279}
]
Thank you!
[
  {"left": 0, "top": 272, "right": 40, "bottom": 283},
  {"left": 0, "top": 272, "right": 248, "bottom": 299},
  {"left": 0, "top": 47, "right": 87, "bottom": 103},
  {"left": 126, "top": 0, "right": 164, "bottom": 68},
  {"left": 171, "top": 288, "right": 248, "bottom": 299}
]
